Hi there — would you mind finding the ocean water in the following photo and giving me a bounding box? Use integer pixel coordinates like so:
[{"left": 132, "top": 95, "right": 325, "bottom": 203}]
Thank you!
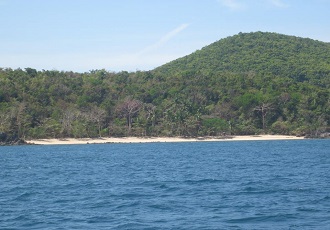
[{"left": 0, "top": 140, "right": 329, "bottom": 229}]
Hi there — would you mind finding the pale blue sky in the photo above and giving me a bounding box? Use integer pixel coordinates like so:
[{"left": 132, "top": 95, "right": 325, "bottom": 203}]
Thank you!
[{"left": 1, "top": 0, "right": 329, "bottom": 72}]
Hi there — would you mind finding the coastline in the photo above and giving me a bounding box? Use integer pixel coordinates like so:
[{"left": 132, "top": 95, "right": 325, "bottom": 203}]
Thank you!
[{"left": 26, "top": 135, "right": 305, "bottom": 145}]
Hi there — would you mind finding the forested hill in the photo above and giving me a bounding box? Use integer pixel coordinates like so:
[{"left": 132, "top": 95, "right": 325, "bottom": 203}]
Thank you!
[
  {"left": 0, "top": 32, "right": 329, "bottom": 142},
  {"left": 154, "top": 31, "right": 330, "bottom": 86}
]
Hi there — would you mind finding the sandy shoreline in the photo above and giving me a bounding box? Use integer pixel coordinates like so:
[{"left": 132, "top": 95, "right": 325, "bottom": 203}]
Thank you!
[{"left": 26, "top": 135, "right": 305, "bottom": 145}]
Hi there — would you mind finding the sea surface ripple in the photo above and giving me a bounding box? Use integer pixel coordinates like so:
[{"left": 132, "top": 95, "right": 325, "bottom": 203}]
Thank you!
[{"left": 1, "top": 140, "right": 329, "bottom": 229}]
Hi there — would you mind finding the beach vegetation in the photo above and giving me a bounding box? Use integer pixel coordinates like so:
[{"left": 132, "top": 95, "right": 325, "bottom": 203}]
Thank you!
[{"left": 0, "top": 32, "right": 329, "bottom": 139}]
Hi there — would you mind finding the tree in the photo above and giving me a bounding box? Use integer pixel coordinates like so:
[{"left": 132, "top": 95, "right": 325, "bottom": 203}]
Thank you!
[
  {"left": 143, "top": 103, "right": 156, "bottom": 135},
  {"left": 201, "top": 117, "right": 229, "bottom": 136},
  {"left": 25, "top": 68, "right": 37, "bottom": 78},
  {"left": 83, "top": 105, "right": 107, "bottom": 137},
  {"left": 60, "top": 107, "right": 80, "bottom": 137},
  {"left": 254, "top": 103, "right": 273, "bottom": 132},
  {"left": 10, "top": 101, "right": 32, "bottom": 139},
  {"left": 0, "top": 110, "right": 11, "bottom": 133},
  {"left": 116, "top": 97, "right": 142, "bottom": 135}
]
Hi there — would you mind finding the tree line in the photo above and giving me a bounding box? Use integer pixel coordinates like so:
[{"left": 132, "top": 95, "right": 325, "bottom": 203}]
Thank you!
[{"left": 0, "top": 32, "right": 329, "bottom": 141}]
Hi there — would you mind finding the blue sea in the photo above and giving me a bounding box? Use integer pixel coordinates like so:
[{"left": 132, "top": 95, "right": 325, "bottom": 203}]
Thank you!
[{"left": 1, "top": 140, "right": 329, "bottom": 229}]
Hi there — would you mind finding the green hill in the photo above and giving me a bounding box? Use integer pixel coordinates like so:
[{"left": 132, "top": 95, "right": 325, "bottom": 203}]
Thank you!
[
  {"left": 154, "top": 31, "right": 330, "bottom": 86},
  {"left": 0, "top": 32, "right": 329, "bottom": 141}
]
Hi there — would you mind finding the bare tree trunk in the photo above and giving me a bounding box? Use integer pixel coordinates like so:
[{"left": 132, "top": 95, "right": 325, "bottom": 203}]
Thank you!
[
  {"left": 116, "top": 97, "right": 142, "bottom": 136},
  {"left": 254, "top": 103, "right": 273, "bottom": 132}
]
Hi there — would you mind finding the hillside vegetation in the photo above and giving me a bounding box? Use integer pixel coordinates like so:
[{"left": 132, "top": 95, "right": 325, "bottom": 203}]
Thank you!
[{"left": 0, "top": 32, "right": 329, "bottom": 141}]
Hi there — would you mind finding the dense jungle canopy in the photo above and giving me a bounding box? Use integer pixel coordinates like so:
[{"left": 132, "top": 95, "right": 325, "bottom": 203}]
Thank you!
[{"left": 0, "top": 32, "right": 329, "bottom": 141}]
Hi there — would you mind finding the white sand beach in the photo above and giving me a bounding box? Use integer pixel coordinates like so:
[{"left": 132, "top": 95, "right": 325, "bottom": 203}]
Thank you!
[{"left": 26, "top": 135, "right": 305, "bottom": 145}]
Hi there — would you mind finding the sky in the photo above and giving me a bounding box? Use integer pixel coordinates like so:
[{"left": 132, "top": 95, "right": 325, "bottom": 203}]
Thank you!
[{"left": 1, "top": 0, "right": 329, "bottom": 72}]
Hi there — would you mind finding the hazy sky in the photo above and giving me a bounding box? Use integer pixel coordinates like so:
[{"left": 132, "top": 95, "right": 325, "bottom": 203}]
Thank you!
[{"left": 1, "top": 0, "right": 329, "bottom": 72}]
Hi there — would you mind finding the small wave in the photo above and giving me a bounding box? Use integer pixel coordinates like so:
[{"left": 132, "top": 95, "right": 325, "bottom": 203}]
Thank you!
[
  {"left": 311, "top": 195, "right": 330, "bottom": 205},
  {"left": 113, "top": 222, "right": 150, "bottom": 230},
  {"left": 321, "top": 195, "right": 330, "bottom": 201},
  {"left": 119, "top": 192, "right": 150, "bottom": 199},
  {"left": 12, "top": 214, "right": 30, "bottom": 222},
  {"left": 148, "top": 203, "right": 169, "bottom": 210},
  {"left": 115, "top": 200, "right": 141, "bottom": 209},
  {"left": 13, "top": 191, "right": 35, "bottom": 201},
  {"left": 184, "top": 179, "right": 227, "bottom": 184},
  {"left": 226, "top": 213, "right": 296, "bottom": 223},
  {"left": 297, "top": 207, "right": 320, "bottom": 212},
  {"left": 86, "top": 216, "right": 114, "bottom": 224},
  {"left": 239, "top": 186, "right": 278, "bottom": 195}
]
